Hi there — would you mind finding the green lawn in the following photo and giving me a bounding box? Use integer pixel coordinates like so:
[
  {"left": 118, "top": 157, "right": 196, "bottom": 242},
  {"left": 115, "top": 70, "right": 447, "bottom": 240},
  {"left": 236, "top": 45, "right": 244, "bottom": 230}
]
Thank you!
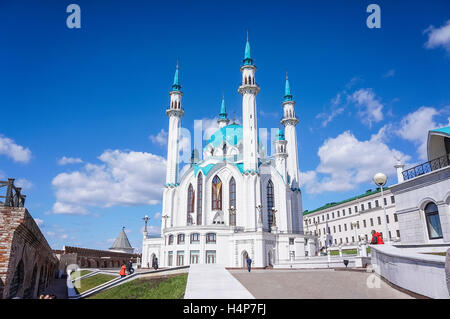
[
  {"left": 423, "top": 252, "right": 447, "bottom": 256},
  {"left": 88, "top": 274, "right": 188, "bottom": 299},
  {"left": 70, "top": 270, "right": 92, "bottom": 280},
  {"left": 329, "top": 247, "right": 371, "bottom": 256},
  {"left": 74, "top": 274, "right": 117, "bottom": 294}
]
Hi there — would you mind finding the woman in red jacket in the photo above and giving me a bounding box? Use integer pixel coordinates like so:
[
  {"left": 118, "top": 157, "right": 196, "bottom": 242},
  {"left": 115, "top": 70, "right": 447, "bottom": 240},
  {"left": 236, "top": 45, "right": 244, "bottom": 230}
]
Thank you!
[
  {"left": 371, "top": 230, "right": 384, "bottom": 244},
  {"left": 120, "top": 264, "right": 127, "bottom": 278}
]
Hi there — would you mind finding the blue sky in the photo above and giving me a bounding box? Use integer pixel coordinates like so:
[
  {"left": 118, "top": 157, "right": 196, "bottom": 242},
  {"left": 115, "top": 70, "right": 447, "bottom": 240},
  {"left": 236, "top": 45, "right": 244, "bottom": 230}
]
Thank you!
[{"left": 1, "top": 0, "right": 450, "bottom": 251}]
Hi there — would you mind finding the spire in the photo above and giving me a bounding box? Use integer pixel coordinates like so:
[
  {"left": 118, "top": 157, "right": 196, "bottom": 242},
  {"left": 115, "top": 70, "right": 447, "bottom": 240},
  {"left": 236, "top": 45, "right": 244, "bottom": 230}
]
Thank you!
[
  {"left": 277, "top": 127, "right": 285, "bottom": 141},
  {"left": 171, "top": 60, "right": 181, "bottom": 91},
  {"left": 284, "top": 71, "right": 293, "bottom": 101},
  {"left": 219, "top": 93, "right": 227, "bottom": 119},
  {"left": 243, "top": 30, "right": 253, "bottom": 65}
]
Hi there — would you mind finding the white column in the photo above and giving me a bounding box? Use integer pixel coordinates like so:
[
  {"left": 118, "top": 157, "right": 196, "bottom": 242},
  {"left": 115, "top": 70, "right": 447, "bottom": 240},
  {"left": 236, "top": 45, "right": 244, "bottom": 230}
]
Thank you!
[
  {"left": 394, "top": 161, "right": 405, "bottom": 184},
  {"left": 284, "top": 121, "right": 299, "bottom": 188}
]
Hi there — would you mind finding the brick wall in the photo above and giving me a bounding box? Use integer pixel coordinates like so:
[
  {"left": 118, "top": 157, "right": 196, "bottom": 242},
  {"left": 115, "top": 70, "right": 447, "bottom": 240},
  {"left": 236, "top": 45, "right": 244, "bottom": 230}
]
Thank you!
[{"left": 0, "top": 206, "right": 58, "bottom": 299}]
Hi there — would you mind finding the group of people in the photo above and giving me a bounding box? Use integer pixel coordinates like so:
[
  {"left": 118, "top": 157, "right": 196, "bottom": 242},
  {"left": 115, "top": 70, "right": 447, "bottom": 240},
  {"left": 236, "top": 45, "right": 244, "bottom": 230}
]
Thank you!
[
  {"left": 119, "top": 259, "right": 135, "bottom": 278},
  {"left": 39, "top": 294, "right": 57, "bottom": 299}
]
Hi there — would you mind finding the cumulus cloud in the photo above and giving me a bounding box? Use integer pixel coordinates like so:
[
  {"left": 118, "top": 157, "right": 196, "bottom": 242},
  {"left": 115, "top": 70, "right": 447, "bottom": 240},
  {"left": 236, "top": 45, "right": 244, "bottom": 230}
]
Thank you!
[
  {"left": 424, "top": 20, "right": 450, "bottom": 54},
  {"left": 149, "top": 129, "right": 168, "bottom": 146},
  {"left": 52, "top": 149, "right": 166, "bottom": 215},
  {"left": 15, "top": 178, "right": 33, "bottom": 190},
  {"left": 396, "top": 106, "right": 445, "bottom": 160},
  {"left": 300, "top": 126, "right": 410, "bottom": 194},
  {"left": 348, "top": 88, "right": 384, "bottom": 126},
  {"left": 58, "top": 156, "right": 83, "bottom": 165},
  {"left": 0, "top": 135, "right": 32, "bottom": 163}
]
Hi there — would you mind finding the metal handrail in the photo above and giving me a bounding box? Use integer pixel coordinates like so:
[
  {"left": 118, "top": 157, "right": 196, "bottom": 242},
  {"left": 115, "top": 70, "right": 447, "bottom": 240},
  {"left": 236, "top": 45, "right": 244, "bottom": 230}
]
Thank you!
[{"left": 402, "top": 154, "right": 450, "bottom": 181}]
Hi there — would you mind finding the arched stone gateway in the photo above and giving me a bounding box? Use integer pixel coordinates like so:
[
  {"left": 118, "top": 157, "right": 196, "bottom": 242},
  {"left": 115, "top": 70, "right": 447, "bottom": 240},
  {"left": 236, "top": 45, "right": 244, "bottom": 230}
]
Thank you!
[
  {"left": 23, "top": 264, "right": 38, "bottom": 299},
  {"left": 241, "top": 251, "right": 249, "bottom": 269},
  {"left": 9, "top": 260, "right": 25, "bottom": 298}
]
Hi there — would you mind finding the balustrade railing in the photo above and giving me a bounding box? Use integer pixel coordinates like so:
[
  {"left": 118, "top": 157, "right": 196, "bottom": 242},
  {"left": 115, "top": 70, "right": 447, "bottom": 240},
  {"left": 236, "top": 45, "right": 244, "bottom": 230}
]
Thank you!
[{"left": 402, "top": 154, "right": 450, "bottom": 181}]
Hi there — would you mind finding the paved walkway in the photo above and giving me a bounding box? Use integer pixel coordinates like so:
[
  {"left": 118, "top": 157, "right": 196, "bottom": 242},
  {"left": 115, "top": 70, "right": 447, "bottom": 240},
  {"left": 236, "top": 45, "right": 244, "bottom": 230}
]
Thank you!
[
  {"left": 230, "top": 269, "right": 414, "bottom": 299},
  {"left": 185, "top": 264, "right": 254, "bottom": 299},
  {"left": 43, "top": 278, "right": 68, "bottom": 299}
]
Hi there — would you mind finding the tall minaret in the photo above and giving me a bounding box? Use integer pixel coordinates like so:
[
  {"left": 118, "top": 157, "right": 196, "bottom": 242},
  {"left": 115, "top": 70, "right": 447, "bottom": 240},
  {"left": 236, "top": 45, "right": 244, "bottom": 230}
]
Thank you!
[
  {"left": 281, "top": 72, "right": 300, "bottom": 188},
  {"left": 165, "top": 62, "right": 184, "bottom": 185},
  {"left": 217, "top": 94, "right": 230, "bottom": 128},
  {"left": 273, "top": 128, "right": 288, "bottom": 182},
  {"left": 238, "top": 32, "right": 260, "bottom": 172}
]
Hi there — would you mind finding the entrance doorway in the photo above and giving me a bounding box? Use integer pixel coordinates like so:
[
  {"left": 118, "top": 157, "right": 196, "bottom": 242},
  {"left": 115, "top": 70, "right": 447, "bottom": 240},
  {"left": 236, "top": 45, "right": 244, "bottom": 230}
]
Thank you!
[{"left": 241, "top": 250, "right": 249, "bottom": 268}]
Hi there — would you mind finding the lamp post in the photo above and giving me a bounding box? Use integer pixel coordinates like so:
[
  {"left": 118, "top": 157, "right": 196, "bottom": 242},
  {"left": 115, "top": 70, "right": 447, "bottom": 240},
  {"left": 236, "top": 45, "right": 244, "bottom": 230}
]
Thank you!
[
  {"left": 373, "top": 172, "right": 390, "bottom": 244},
  {"left": 142, "top": 215, "right": 149, "bottom": 234}
]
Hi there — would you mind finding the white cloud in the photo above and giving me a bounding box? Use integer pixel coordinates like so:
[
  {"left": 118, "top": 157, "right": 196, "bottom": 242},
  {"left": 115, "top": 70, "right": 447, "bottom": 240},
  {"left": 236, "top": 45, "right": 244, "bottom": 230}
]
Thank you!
[
  {"left": 149, "top": 129, "right": 168, "bottom": 146},
  {"left": 0, "top": 135, "right": 32, "bottom": 163},
  {"left": 397, "top": 106, "right": 443, "bottom": 160},
  {"left": 58, "top": 156, "right": 83, "bottom": 165},
  {"left": 348, "top": 88, "right": 384, "bottom": 126},
  {"left": 194, "top": 118, "right": 220, "bottom": 140},
  {"left": 383, "top": 69, "right": 395, "bottom": 78},
  {"left": 140, "top": 225, "right": 160, "bottom": 235},
  {"left": 15, "top": 178, "right": 33, "bottom": 190},
  {"left": 424, "top": 20, "right": 450, "bottom": 54},
  {"left": 154, "top": 212, "right": 162, "bottom": 219},
  {"left": 51, "top": 149, "right": 166, "bottom": 215},
  {"left": 300, "top": 126, "right": 410, "bottom": 194}
]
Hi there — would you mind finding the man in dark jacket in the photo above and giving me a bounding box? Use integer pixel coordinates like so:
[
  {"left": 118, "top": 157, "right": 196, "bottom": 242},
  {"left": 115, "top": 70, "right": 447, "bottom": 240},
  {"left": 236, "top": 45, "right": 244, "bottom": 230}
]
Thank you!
[
  {"left": 246, "top": 257, "right": 252, "bottom": 272},
  {"left": 127, "top": 259, "right": 134, "bottom": 274}
]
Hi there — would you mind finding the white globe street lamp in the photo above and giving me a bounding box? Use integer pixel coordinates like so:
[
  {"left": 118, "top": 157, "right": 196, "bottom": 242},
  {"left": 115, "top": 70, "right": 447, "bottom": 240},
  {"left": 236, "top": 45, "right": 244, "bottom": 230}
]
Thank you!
[{"left": 373, "top": 172, "right": 390, "bottom": 244}]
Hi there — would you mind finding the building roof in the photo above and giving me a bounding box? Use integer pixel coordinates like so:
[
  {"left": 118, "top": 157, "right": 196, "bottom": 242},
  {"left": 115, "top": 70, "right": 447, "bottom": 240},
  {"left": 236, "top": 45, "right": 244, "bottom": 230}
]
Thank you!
[
  {"left": 205, "top": 124, "right": 243, "bottom": 149},
  {"left": 110, "top": 227, "right": 133, "bottom": 250},
  {"left": 431, "top": 125, "right": 450, "bottom": 136},
  {"left": 303, "top": 187, "right": 389, "bottom": 216}
]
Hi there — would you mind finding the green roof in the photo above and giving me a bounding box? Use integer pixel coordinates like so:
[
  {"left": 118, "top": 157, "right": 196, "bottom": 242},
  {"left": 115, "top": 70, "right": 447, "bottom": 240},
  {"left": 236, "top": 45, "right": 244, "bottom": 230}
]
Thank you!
[
  {"left": 303, "top": 187, "right": 389, "bottom": 216},
  {"left": 431, "top": 125, "right": 450, "bottom": 135}
]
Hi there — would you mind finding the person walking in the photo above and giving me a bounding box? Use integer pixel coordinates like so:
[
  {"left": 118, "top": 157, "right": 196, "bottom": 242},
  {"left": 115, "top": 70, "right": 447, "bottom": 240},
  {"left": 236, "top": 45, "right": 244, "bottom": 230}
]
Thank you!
[
  {"left": 246, "top": 256, "right": 252, "bottom": 272},
  {"left": 120, "top": 264, "right": 127, "bottom": 278},
  {"left": 154, "top": 257, "right": 158, "bottom": 270},
  {"left": 371, "top": 230, "right": 384, "bottom": 244},
  {"left": 127, "top": 259, "right": 134, "bottom": 275}
]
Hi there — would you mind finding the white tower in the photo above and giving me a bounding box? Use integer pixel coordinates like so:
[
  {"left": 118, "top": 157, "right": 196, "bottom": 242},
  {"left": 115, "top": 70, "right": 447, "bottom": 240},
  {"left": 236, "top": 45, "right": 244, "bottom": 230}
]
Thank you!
[
  {"left": 165, "top": 63, "right": 184, "bottom": 185},
  {"left": 394, "top": 160, "right": 405, "bottom": 184},
  {"left": 238, "top": 33, "right": 260, "bottom": 172},
  {"left": 281, "top": 73, "right": 300, "bottom": 188},
  {"left": 273, "top": 128, "right": 288, "bottom": 182}
]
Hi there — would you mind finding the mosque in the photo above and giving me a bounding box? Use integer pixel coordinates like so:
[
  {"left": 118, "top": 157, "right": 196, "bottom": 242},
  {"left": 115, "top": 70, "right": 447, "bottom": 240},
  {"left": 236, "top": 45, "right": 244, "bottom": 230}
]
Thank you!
[{"left": 142, "top": 36, "right": 308, "bottom": 268}]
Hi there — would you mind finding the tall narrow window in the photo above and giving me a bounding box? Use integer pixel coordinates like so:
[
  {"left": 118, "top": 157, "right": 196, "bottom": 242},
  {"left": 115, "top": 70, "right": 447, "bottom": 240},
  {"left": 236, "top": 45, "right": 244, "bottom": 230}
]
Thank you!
[
  {"left": 197, "top": 173, "right": 203, "bottom": 225},
  {"left": 187, "top": 184, "right": 194, "bottom": 225},
  {"left": 229, "top": 177, "right": 236, "bottom": 226},
  {"left": 424, "top": 202, "right": 443, "bottom": 239},
  {"left": 212, "top": 175, "right": 222, "bottom": 210},
  {"left": 267, "top": 180, "right": 274, "bottom": 229}
]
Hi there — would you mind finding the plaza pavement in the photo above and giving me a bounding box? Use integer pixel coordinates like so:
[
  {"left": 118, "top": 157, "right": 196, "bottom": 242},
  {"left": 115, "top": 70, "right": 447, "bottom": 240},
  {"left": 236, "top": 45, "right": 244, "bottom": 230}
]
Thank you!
[
  {"left": 184, "top": 264, "right": 254, "bottom": 299},
  {"left": 230, "top": 269, "right": 414, "bottom": 299}
]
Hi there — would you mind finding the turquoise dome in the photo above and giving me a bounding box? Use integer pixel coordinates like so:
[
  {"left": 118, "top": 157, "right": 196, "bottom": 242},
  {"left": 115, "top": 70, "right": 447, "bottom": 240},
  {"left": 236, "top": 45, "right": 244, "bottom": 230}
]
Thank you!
[{"left": 205, "top": 124, "right": 243, "bottom": 149}]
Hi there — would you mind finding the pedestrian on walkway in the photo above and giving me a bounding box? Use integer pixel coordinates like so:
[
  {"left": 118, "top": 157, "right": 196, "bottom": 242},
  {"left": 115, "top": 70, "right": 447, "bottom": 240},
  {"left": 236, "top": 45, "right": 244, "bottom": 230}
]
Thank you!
[
  {"left": 120, "top": 264, "right": 127, "bottom": 278},
  {"left": 127, "top": 258, "right": 134, "bottom": 275},
  {"left": 371, "top": 230, "right": 384, "bottom": 244},
  {"left": 246, "top": 256, "right": 252, "bottom": 272},
  {"left": 154, "top": 257, "right": 158, "bottom": 270}
]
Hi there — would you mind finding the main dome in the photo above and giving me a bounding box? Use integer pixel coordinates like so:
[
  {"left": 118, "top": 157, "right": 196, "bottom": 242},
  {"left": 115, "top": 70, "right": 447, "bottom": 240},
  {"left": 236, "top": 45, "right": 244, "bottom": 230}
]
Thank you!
[{"left": 206, "top": 124, "right": 243, "bottom": 148}]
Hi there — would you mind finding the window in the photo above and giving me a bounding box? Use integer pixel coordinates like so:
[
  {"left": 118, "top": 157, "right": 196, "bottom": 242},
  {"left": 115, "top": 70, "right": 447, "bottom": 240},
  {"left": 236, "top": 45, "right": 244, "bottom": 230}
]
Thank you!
[
  {"left": 322, "top": 215, "right": 324, "bottom": 221},
  {"left": 289, "top": 238, "right": 294, "bottom": 245},
  {"left": 363, "top": 220, "right": 366, "bottom": 228},
  {"left": 424, "top": 202, "right": 443, "bottom": 239},
  {"left": 338, "top": 225, "right": 341, "bottom": 232},
  {"left": 344, "top": 224, "right": 347, "bottom": 231},
  {"left": 340, "top": 238, "right": 343, "bottom": 244},
  {"left": 168, "top": 251, "right": 173, "bottom": 266},
  {"left": 212, "top": 175, "right": 222, "bottom": 210},
  {"left": 394, "top": 213, "right": 398, "bottom": 222},
  {"left": 346, "top": 237, "right": 348, "bottom": 243},
  {"left": 190, "top": 250, "right": 200, "bottom": 264},
  {"left": 319, "top": 229, "right": 321, "bottom": 236},
  {"left": 177, "top": 234, "right": 185, "bottom": 244},
  {"left": 396, "top": 230, "right": 400, "bottom": 238},
  {"left": 334, "top": 239, "right": 337, "bottom": 245},
  {"left": 267, "top": 180, "right": 275, "bottom": 229},
  {"left": 375, "top": 200, "right": 379, "bottom": 207},
  {"left": 386, "top": 215, "right": 390, "bottom": 224},
  {"left": 391, "top": 196, "right": 395, "bottom": 204},
  {"left": 365, "top": 234, "right": 368, "bottom": 241},
  {"left": 177, "top": 251, "right": 184, "bottom": 266},
  {"left": 190, "top": 233, "right": 200, "bottom": 244},
  {"left": 354, "top": 206, "right": 358, "bottom": 213},
  {"left": 337, "top": 211, "right": 340, "bottom": 218},
  {"left": 206, "top": 233, "right": 216, "bottom": 244},
  {"left": 187, "top": 184, "right": 194, "bottom": 225},
  {"left": 352, "top": 236, "right": 355, "bottom": 242},
  {"left": 327, "top": 214, "right": 329, "bottom": 220},
  {"left": 168, "top": 235, "right": 174, "bottom": 245},
  {"left": 370, "top": 218, "right": 374, "bottom": 226},
  {"left": 384, "top": 198, "right": 387, "bottom": 206},
  {"left": 206, "top": 250, "right": 216, "bottom": 264},
  {"left": 332, "top": 212, "right": 335, "bottom": 219},
  {"left": 368, "top": 202, "right": 372, "bottom": 209},
  {"left": 377, "top": 217, "right": 381, "bottom": 225},
  {"left": 361, "top": 204, "right": 365, "bottom": 211},
  {"left": 333, "top": 226, "right": 336, "bottom": 233},
  {"left": 197, "top": 173, "right": 203, "bottom": 225},
  {"left": 229, "top": 177, "right": 236, "bottom": 226}
]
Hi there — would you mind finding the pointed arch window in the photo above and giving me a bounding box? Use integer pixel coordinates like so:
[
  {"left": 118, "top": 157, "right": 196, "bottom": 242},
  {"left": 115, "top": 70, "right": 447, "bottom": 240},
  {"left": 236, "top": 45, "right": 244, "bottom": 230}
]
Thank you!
[
  {"left": 187, "top": 184, "right": 194, "bottom": 225},
  {"left": 425, "top": 202, "right": 443, "bottom": 239},
  {"left": 212, "top": 175, "right": 222, "bottom": 210},
  {"left": 267, "top": 180, "right": 274, "bottom": 229},
  {"left": 197, "top": 172, "right": 203, "bottom": 225},
  {"left": 229, "top": 177, "right": 236, "bottom": 226}
]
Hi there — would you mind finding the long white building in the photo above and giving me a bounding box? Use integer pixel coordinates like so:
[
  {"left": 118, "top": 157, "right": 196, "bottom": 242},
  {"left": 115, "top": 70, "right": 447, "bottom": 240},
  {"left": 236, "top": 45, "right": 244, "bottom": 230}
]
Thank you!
[{"left": 142, "top": 36, "right": 306, "bottom": 268}]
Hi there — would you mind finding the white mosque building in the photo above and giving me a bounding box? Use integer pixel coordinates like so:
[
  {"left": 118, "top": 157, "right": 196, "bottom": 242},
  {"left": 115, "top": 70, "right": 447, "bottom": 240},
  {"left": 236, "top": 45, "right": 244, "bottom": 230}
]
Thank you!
[{"left": 142, "top": 37, "right": 307, "bottom": 268}]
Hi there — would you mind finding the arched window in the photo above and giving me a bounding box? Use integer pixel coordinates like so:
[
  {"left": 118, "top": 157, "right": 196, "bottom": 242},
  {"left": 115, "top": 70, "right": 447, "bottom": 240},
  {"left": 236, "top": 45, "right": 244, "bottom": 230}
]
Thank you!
[
  {"left": 229, "top": 177, "right": 236, "bottom": 226},
  {"left": 168, "top": 235, "right": 174, "bottom": 245},
  {"left": 9, "top": 260, "right": 24, "bottom": 298},
  {"left": 424, "top": 202, "right": 443, "bottom": 239},
  {"left": 206, "top": 233, "right": 216, "bottom": 244},
  {"left": 267, "top": 180, "right": 274, "bottom": 229},
  {"left": 187, "top": 184, "right": 194, "bottom": 225},
  {"left": 212, "top": 175, "right": 222, "bottom": 210},
  {"left": 177, "top": 233, "right": 185, "bottom": 244},
  {"left": 190, "top": 233, "right": 200, "bottom": 243},
  {"left": 197, "top": 172, "right": 203, "bottom": 225}
]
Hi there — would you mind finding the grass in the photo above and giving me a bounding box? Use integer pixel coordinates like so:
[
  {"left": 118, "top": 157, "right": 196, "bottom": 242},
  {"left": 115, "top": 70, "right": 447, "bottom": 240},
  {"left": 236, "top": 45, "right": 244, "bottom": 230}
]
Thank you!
[
  {"left": 329, "top": 247, "right": 371, "bottom": 256},
  {"left": 74, "top": 274, "right": 117, "bottom": 294},
  {"left": 423, "top": 252, "right": 447, "bottom": 256},
  {"left": 88, "top": 274, "right": 188, "bottom": 299},
  {"left": 70, "top": 270, "right": 92, "bottom": 280}
]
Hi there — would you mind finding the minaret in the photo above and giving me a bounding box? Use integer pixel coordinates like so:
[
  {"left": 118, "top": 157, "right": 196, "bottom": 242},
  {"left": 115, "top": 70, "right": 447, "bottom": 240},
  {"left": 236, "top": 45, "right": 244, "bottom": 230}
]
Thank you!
[
  {"left": 280, "top": 72, "right": 300, "bottom": 188},
  {"left": 273, "top": 128, "right": 288, "bottom": 182},
  {"left": 238, "top": 32, "right": 260, "bottom": 172},
  {"left": 217, "top": 94, "right": 230, "bottom": 128},
  {"left": 165, "top": 62, "right": 184, "bottom": 185}
]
